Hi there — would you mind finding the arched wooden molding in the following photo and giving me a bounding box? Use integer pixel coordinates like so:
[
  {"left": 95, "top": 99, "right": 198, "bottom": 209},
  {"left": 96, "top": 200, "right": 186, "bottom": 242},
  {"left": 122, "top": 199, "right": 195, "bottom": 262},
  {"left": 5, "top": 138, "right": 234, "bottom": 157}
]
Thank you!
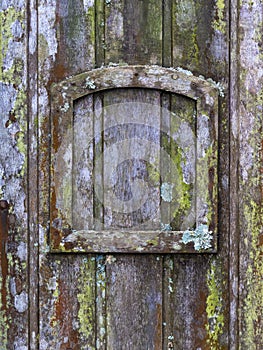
[{"left": 50, "top": 65, "right": 218, "bottom": 253}]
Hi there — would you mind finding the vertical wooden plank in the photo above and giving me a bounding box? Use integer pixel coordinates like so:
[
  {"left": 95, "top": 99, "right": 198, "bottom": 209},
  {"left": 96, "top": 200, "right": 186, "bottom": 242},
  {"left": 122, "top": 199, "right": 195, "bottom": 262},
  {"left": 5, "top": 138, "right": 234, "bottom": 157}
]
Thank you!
[
  {"left": 73, "top": 95, "right": 94, "bottom": 230},
  {"left": 107, "top": 255, "right": 162, "bottom": 349},
  {"left": 95, "top": 255, "right": 107, "bottom": 349},
  {"left": 238, "top": 1, "right": 263, "bottom": 348},
  {"left": 27, "top": 0, "right": 39, "bottom": 348},
  {"left": 40, "top": 255, "right": 97, "bottom": 349},
  {"left": 0, "top": 1, "right": 29, "bottom": 348},
  {"left": 93, "top": 93, "right": 104, "bottom": 231},
  {"left": 169, "top": 1, "right": 230, "bottom": 349},
  {"left": 162, "top": 0, "right": 173, "bottom": 67},
  {"left": 105, "top": 0, "right": 163, "bottom": 65},
  {"left": 38, "top": 1, "right": 98, "bottom": 348},
  {"left": 229, "top": 0, "right": 239, "bottom": 348},
  {"left": 102, "top": 89, "right": 161, "bottom": 230},
  {"left": 95, "top": 0, "right": 105, "bottom": 67},
  {"left": 104, "top": 0, "right": 124, "bottom": 64},
  {"left": 162, "top": 95, "right": 202, "bottom": 350},
  {"left": 160, "top": 93, "right": 172, "bottom": 231},
  {"left": 102, "top": 88, "right": 164, "bottom": 347},
  {"left": 105, "top": 1, "right": 162, "bottom": 349},
  {"left": 55, "top": 0, "right": 95, "bottom": 76}
]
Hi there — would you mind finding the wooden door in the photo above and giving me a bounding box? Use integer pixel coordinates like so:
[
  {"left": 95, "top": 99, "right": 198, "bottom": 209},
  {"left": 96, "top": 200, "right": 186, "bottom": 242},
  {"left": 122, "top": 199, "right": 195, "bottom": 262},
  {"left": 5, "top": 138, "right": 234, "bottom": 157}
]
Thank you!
[{"left": 1, "top": 1, "right": 263, "bottom": 349}]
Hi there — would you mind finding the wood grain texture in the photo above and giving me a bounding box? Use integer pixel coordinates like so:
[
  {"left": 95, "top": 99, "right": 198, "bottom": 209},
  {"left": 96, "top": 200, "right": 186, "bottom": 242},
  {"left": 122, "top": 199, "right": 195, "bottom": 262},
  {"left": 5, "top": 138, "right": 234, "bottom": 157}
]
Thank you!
[
  {"left": 50, "top": 67, "right": 218, "bottom": 253},
  {"left": 37, "top": 1, "right": 99, "bottom": 349},
  {"left": 0, "top": 1, "right": 29, "bottom": 348},
  {"left": 102, "top": 4, "right": 164, "bottom": 348},
  {"left": 106, "top": 255, "right": 162, "bottom": 349},
  {"left": 27, "top": 0, "right": 39, "bottom": 348},
  {"left": 238, "top": 1, "right": 263, "bottom": 348},
  {"left": 39, "top": 0, "right": 228, "bottom": 349},
  {"left": 168, "top": 1, "right": 230, "bottom": 349},
  {"left": 5, "top": 0, "right": 261, "bottom": 348}
]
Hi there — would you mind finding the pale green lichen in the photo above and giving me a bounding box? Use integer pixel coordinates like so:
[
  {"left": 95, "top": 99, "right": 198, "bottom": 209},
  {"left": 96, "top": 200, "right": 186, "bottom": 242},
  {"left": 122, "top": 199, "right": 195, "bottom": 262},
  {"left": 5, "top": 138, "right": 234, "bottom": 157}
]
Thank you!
[
  {"left": 206, "top": 260, "right": 225, "bottom": 347},
  {"left": 77, "top": 257, "right": 95, "bottom": 342},
  {"left": 242, "top": 201, "right": 263, "bottom": 348},
  {"left": 213, "top": 0, "right": 226, "bottom": 33},
  {"left": 168, "top": 277, "right": 174, "bottom": 293},
  {"left": 181, "top": 224, "right": 213, "bottom": 250},
  {"left": 146, "top": 237, "right": 159, "bottom": 246}
]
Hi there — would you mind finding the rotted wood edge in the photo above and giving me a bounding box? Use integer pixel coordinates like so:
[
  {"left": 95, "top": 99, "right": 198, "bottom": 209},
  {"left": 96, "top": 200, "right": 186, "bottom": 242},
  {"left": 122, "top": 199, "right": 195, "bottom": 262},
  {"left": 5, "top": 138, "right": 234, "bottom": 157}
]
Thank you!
[{"left": 50, "top": 65, "right": 219, "bottom": 254}]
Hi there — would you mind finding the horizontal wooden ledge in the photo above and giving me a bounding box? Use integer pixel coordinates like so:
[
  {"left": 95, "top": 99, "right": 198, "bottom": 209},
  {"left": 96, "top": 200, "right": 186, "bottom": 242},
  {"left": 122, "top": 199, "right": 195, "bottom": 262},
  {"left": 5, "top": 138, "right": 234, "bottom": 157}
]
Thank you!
[{"left": 50, "top": 228, "right": 217, "bottom": 254}]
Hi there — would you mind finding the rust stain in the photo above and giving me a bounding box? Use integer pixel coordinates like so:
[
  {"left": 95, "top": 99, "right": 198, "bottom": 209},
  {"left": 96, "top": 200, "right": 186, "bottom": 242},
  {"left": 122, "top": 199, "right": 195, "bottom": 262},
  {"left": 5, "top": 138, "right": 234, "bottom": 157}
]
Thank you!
[
  {"left": 52, "top": 63, "right": 68, "bottom": 82},
  {"left": 0, "top": 200, "right": 9, "bottom": 312},
  {"left": 193, "top": 288, "right": 210, "bottom": 350},
  {"left": 51, "top": 278, "right": 80, "bottom": 349}
]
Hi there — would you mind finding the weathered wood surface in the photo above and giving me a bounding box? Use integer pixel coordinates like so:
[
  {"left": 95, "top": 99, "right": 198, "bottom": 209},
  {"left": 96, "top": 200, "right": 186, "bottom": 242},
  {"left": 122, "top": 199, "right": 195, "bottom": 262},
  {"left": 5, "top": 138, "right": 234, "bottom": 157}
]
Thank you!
[
  {"left": 50, "top": 67, "right": 218, "bottom": 253},
  {"left": 0, "top": 0, "right": 262, "bottom": 349},
  {"left": 0, "top": 1, "right": 29, "bottom": 348},
  {"left": 237, "top": 1, "right": 263, "bottom": 348},
  {"left": 39, "top": 0, "right": 228, "bottom": 348}
]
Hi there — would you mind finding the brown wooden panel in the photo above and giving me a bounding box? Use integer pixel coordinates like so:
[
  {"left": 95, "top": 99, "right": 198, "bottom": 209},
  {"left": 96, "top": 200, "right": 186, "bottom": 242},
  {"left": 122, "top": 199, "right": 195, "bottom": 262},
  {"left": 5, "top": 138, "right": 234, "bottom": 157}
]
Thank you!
[
  {"left": 105, "top": 0, "right": 163, "bottom": 65},
  {"left": 106, "top": 255, "right": 163, "bottom": 349},
  {"left": 37, "top": 1, "right": 98, "bottom": 349},
  {"left": 39, "top": 255, "right": 96, "bottom": 349}
]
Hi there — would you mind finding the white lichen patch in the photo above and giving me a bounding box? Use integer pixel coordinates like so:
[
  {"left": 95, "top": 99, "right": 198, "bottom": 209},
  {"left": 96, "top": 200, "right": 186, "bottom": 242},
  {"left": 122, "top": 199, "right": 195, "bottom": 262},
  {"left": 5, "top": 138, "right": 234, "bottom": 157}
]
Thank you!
[
  {"left": 181, "top": 224, "right": 213, "bottom": 250},
  {"left": 83, "top": 0, "right": 95, "bottom": 12},
  {"left": 172, "top": 242, "right": 182, "bottom": 250},
  {"left": 60, "top": 102, "right": 70, "bottom": 112},
  {"left": 161, "top": 223, "right": 172, "bottom": 231},
  {"left": 207, "top": 78, "right": 225, "bottom": 97},
  {"left": 85, "top": 77, "right": 96, "bottom": 89},
  {"left": 17, "top": 242, "right": 27, "bottom": 261},
  {"left": 161, "top": 182, "right": 174, "bottom": 202},
  {"left": 38, "top": 3, "right": 57, "bottom": 60},
  {"left": 176, "top": 66, "right": 193, "bottom": 76},
  {"left": 168, "top": 277, "right": 174, "bottom": 293},
  {"left": 14, "top": 291, "right": 28, "bottom": 313}
]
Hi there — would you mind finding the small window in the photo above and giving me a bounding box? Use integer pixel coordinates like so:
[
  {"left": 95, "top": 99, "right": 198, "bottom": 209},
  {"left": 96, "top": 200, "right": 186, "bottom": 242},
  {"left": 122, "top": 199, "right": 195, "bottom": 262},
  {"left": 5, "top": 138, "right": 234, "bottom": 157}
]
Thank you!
[{"left": 50, "top": 66, "right": 218, "bottom": 253}]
